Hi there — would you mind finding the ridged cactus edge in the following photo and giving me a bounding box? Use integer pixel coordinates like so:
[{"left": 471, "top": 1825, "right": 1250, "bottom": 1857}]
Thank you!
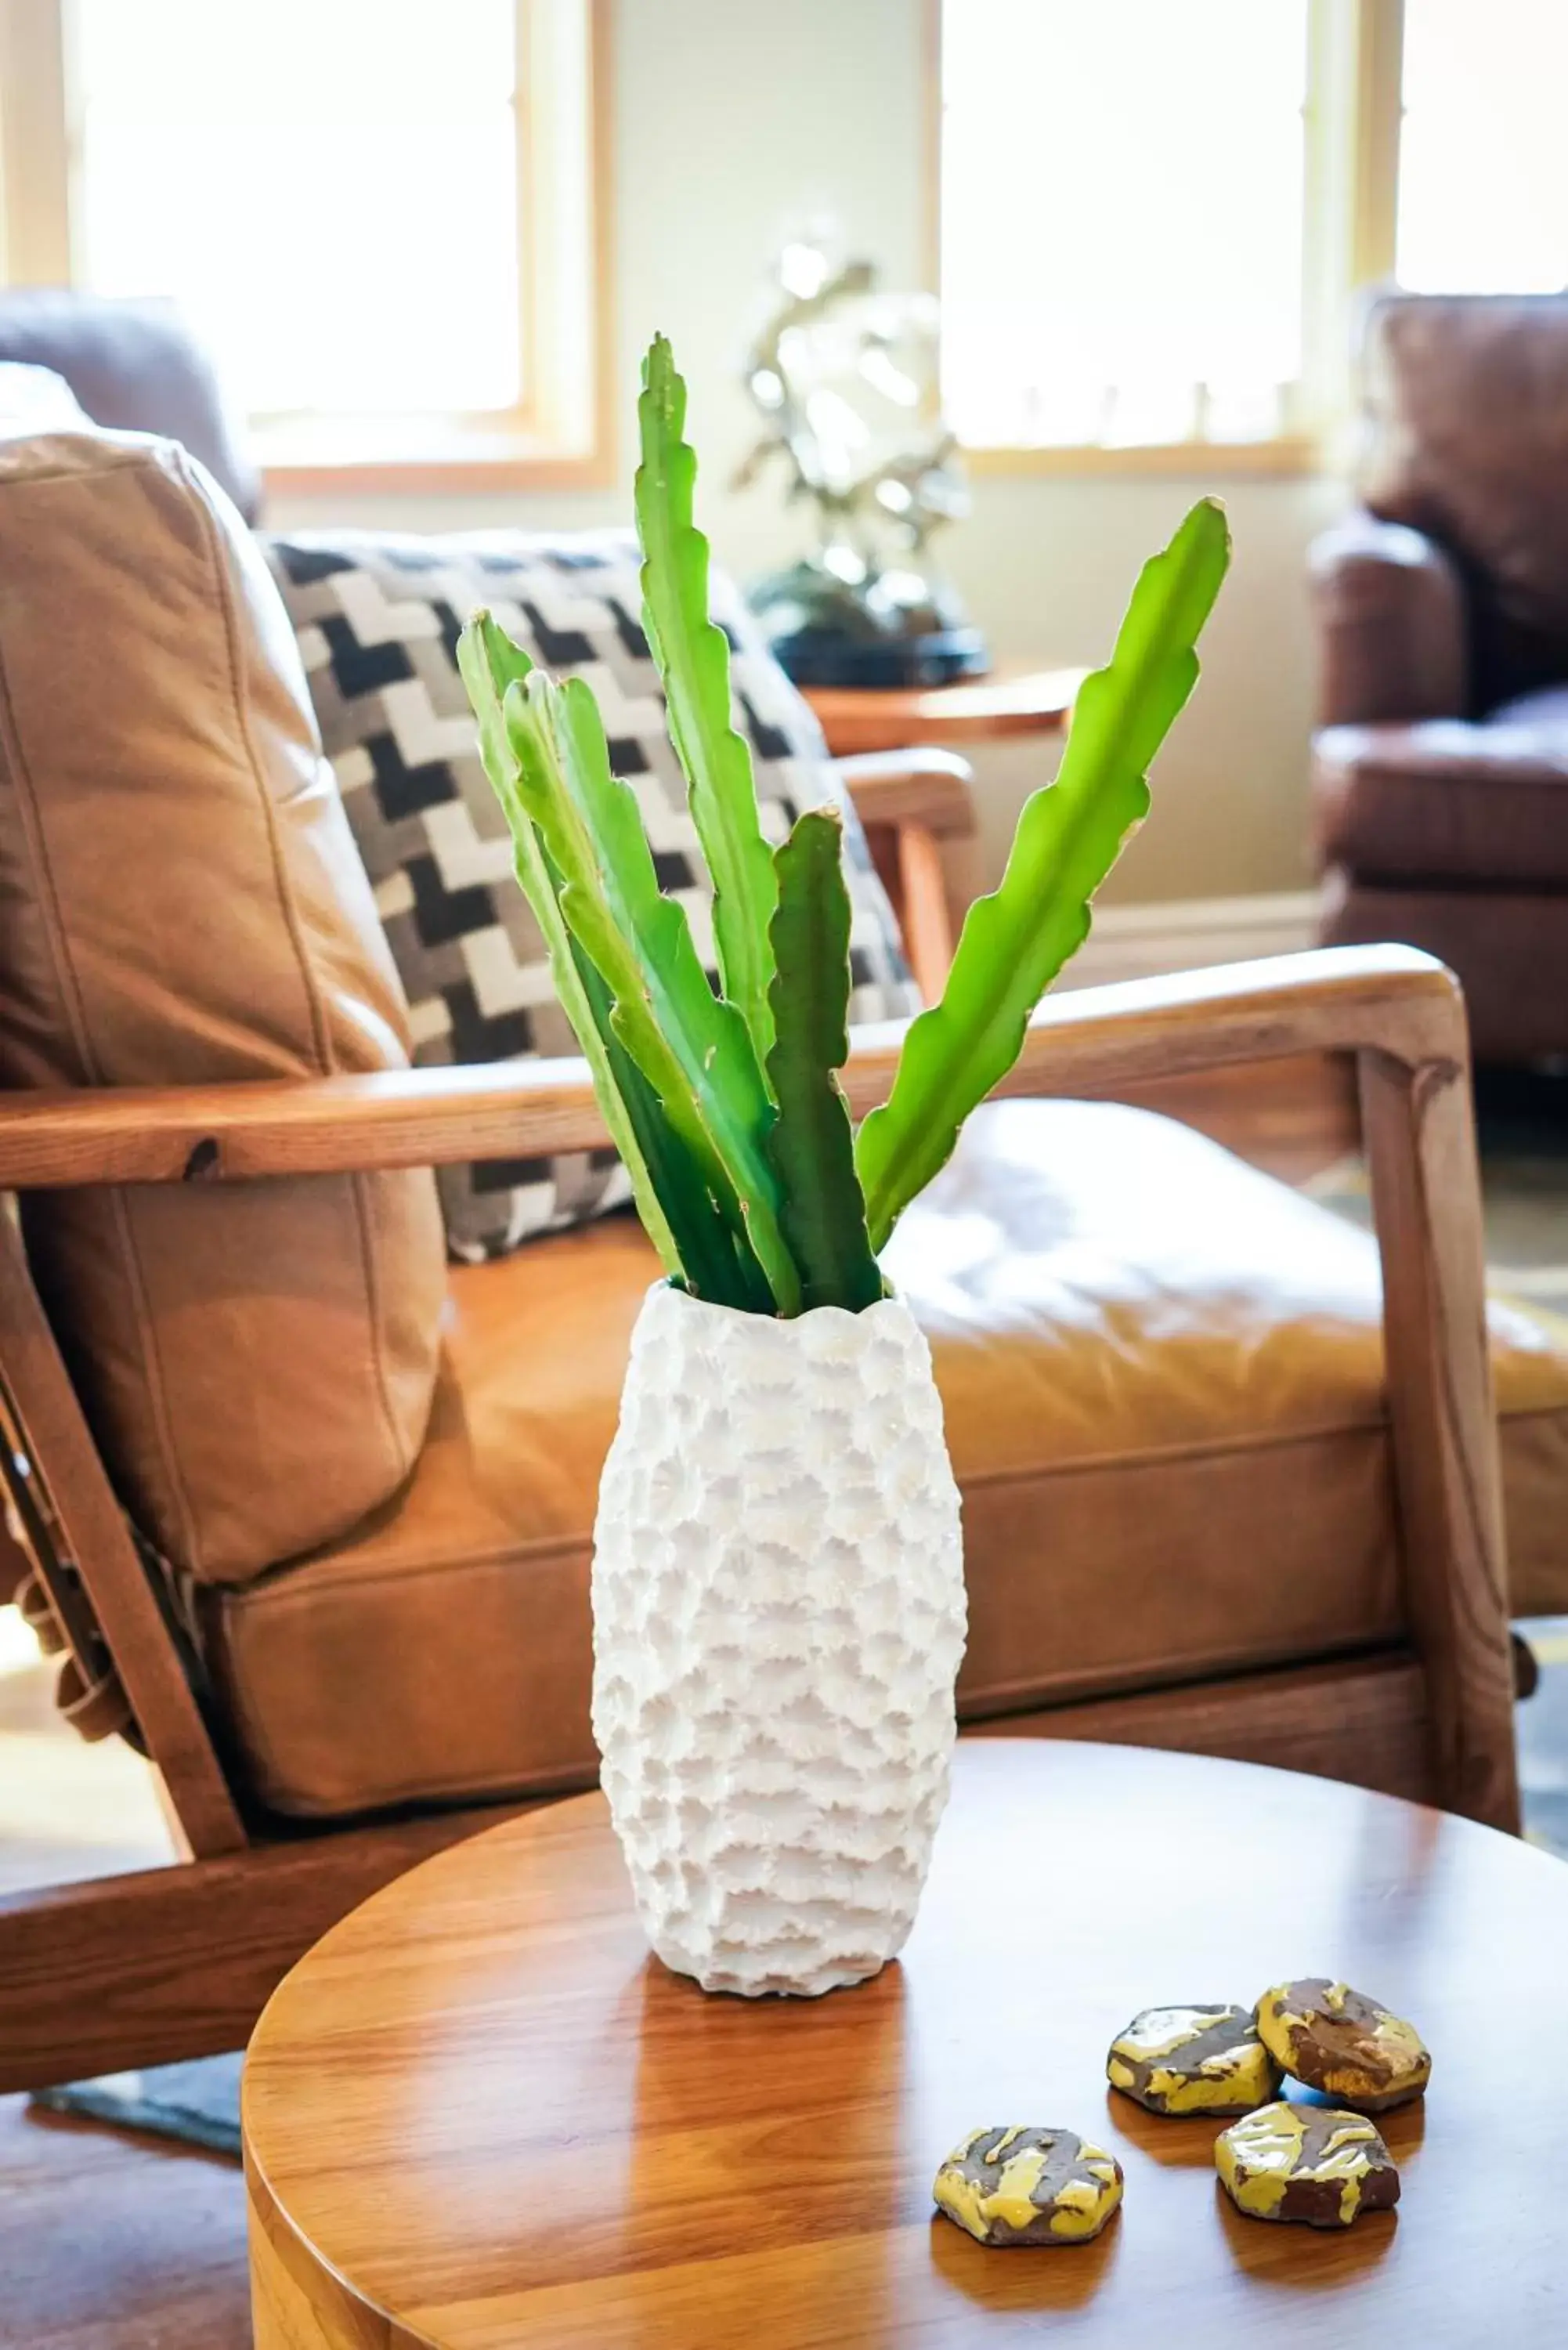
[{"left": 459, "top": 334, "right": 1232, "bottom": 1315}]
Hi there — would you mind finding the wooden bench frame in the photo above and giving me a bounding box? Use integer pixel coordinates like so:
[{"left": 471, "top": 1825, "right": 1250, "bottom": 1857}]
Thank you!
[{"left": 0, "top": 761, "right": 1519, "bottom": 2091}]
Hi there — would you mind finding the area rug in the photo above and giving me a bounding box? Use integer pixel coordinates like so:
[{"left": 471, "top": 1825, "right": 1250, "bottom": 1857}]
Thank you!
[{"left": 33, "top": 2050, "right": 241, "bottom": 2156}]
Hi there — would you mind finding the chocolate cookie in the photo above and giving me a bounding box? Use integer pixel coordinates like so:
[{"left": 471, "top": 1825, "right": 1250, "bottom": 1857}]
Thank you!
[
  {"left": 1215, "top": 2102, "right": 1400, "bottom": 2228},
  {"left": 1256, "top": 1979, "right": 1431, "bottom": 2110},
  {"left": 1107, "top": 2002, "right": 1282, "bottom": 2116},
  {"left": 933, "top": 2126, "right": 1124, "bottom": 2246}
]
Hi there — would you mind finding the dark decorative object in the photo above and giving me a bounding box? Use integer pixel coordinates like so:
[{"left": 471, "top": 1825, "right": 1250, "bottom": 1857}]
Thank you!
[
  {"left": 932, "top": 2125, "right": 1125, "bottom": 2246},
  {"left": 1215, "top": 2104, "right": 1401, "bottom": 2229},
  {"left": 735, "top": 243, "right": 989, "bottom": 688},
  {"left": 1256, "top": 1979, "right": 1432, "bottom": 2111},
  {"left": 1106, "top": 2001, "right": 1282, "bottom": 2116}
]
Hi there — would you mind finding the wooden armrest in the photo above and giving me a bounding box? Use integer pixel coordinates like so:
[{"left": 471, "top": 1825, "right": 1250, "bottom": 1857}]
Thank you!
[
  {"left": 834, "top": 750, "right": 977, "bottom": 838},
  {"left": 836, "top": 750, "right": 976, "bottom": 998},
  {"left": 0, "top": 937, "right": 1514, "bottom": 1833},
  {"left": 0, "top": 946, "right": 1462, "bottom": 1189},
  {"left": 0, "top": 1058, "right": 609, "bottom": 1188},
  {"left": 843, "top": 941, "right": 1466, "bottom": 1119}
]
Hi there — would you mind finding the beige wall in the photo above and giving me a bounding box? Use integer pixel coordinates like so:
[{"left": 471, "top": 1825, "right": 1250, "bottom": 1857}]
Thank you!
[{"left": 272, "top": 0, "right": 1349, "bottom": 904}]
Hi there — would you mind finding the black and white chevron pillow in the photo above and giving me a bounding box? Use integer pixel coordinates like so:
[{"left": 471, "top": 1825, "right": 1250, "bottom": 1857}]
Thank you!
[{"left": 263, "top": 527, "right": 919, "bottom": 1262}]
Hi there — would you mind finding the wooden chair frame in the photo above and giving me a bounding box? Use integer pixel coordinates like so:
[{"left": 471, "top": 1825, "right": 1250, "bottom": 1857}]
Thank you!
[{"left": 0, "top": 760, "right": 1519, "bottom": 2094}]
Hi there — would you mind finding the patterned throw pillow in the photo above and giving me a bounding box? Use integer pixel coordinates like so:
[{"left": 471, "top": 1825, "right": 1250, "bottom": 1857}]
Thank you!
[{"left": 263, "top": 528, "right": 919, "bottom": 1261}]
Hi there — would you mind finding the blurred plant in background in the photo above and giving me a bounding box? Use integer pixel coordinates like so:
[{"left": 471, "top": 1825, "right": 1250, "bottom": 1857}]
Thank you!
[{"left": 734, "top": 240, "right": 988, "bottom": 688}]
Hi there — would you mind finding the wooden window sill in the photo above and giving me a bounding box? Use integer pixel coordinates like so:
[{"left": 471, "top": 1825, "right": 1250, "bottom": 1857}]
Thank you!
[
  {"left": 962, "top": 436, "right": 1322, "bottom": 480},
  {"left": 259, "top": 441, "right": 616, "bottom": 500}
]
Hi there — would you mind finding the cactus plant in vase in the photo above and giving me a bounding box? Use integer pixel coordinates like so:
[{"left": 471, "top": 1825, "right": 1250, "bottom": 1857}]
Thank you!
[{"left": 460, "top": 336, "right": 1230, "bottom": 1998}]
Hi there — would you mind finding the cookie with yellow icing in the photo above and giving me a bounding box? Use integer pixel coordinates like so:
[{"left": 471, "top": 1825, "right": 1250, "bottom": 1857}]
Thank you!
[
  {"left": 1256, "top": 1979, "right": 1430, "bottom": 2111},
  {"left": 1215, "top": 2101, "right": 1400, "bottom": 2228},
  {"left": 1107, "top": 2002, "right": 1282, "bottom": 2116},
  {"left": 933, "top": 2126, "right": 1124, "bottom": 2247}
]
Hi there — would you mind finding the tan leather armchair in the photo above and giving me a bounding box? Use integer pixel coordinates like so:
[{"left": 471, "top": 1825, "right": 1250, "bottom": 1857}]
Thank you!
[
  {"left": 2, "top": 328, "right": 1567, "bottom": 2100},
  {"left": 1310, "top": 294, "right": 1568, "bottom": 1060},
  {"left": 4, "top": 932, "right": 1563, "bottom": 2094}
]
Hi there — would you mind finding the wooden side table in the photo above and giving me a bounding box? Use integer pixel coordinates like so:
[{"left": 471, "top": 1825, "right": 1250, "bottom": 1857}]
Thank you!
[
  {"left": 805, "top": 665, "right": 1083, "bottom": 757},
  {"left": 244, "top": 1740, "right": 1565, "bottom": 2346}
]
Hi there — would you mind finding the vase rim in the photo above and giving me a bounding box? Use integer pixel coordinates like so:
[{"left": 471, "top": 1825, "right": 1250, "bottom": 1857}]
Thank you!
[{"left": 645, "top": 1277, "right": 907, "bottom": 1332}]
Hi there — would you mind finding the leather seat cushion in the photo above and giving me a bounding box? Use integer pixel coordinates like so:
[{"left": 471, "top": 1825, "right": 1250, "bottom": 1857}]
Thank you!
[
  {"left": 1313, "top": 718, "right": 1568, "bottom": 888},
  {"left": 203, "top": 1100, "right": 1568, "bottom": 1820}
]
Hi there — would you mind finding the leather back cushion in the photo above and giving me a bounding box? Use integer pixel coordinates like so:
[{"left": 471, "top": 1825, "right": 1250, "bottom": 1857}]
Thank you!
[
  {"left": 1361, "top": 295, "right": 1568, "bottom": 711},
  {"left": 0, "top": 431, "right": 447, "bottom": 1583}
]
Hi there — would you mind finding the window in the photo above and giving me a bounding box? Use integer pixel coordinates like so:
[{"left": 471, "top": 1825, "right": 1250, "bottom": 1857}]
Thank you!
[
  {"left": 0, "top": 0, "right": 606, "bottom": 487},
  {"left": 938, "top": 0, "right": 1568, "bottom": 472},
  {"left": 1396, "top": 0, "right": 1568, "bottom": 292},
  {"left": 940, "top": 0, "right": 1315, "bottom": 463}
]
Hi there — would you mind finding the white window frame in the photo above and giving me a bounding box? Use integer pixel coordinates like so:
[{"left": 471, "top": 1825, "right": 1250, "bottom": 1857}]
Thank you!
[
  {"left": 0, "top": 0, "right": 613, "bottom": 492},
  {"left": 931, "top": 0, "right": 1407, "bottom": 478}
]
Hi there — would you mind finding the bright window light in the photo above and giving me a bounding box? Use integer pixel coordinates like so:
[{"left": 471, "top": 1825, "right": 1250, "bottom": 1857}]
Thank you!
[
  {"left": 1396, "top": 0, "right": 1568, "bottom": 293},
  {"left": 0, "top": 1603, "right": 40, "bottom": 1676},
  {"left": 940, "top": 0, "right": 1312, "bottom": 450},
  {"left": 72, "top": 0, "right": 522, "bottom": 420}
]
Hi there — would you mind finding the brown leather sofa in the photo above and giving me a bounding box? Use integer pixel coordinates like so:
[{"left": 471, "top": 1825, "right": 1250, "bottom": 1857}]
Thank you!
[
  {"left": 2, "top": 302, "right": 1568, "bottom": 2092},
  {"left": 1310, "top": 293, "right": 1568, "bottom": 1061}
]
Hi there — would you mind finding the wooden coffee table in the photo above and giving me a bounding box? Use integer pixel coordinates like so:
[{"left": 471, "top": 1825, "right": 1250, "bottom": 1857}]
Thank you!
[{"left": 244, "top": 1742, "right": 1565, "bottom": 2345}]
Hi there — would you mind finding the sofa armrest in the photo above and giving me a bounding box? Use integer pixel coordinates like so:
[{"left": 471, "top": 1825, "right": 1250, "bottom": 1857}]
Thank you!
[
  {"left": 1312, "top": 713, "right": 1568, "bottom": 888},
  {"left": 0, "top": 945, "right": 1464, "bottom": 1189},
  {"left": 1310, "top": 512, "right": 1470, "bottom": 727}
]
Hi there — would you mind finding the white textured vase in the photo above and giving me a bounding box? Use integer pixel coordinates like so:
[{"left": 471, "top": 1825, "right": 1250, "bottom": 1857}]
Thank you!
[{"left": 591, "top": 1282, "right": 966, "bottom": 1997}]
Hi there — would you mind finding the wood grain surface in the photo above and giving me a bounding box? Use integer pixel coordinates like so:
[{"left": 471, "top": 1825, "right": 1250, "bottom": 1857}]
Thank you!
[
  {"left": 835, "top": 747, "right": 978, "bottom": 838},
  {"left": 244, "top": 1741, "right": 1566, "bottom": 2348},
  {"left": 0, "top": 1218, "right": 244, "bottom": 1859},
  {"left": 0, "top": 2090, "right": 251, "bottom": 2350},
  {"left": 1360, "top": 1048, "right": 1520, "bottom": 1830},
  {"left": 0, "top": 1801, "right": 532, "bottom": 2095},
  {"left": 890, "top": 819, "right": 955, "bottom": 1001},
  {"left": 804, "top": 667, "right": 1083, "bottom": 755},
  {"left": 0, "top": 948, "right": 1461, "bottom": 1188}
]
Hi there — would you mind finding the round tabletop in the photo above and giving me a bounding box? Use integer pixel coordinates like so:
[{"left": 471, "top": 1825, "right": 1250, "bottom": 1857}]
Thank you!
[
  {"left": 244, "top": 1742, "right": 1566, "bottom": 2348},
  {"left": 803, "top": 666, "right": 1082, "bottom": 756}
]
